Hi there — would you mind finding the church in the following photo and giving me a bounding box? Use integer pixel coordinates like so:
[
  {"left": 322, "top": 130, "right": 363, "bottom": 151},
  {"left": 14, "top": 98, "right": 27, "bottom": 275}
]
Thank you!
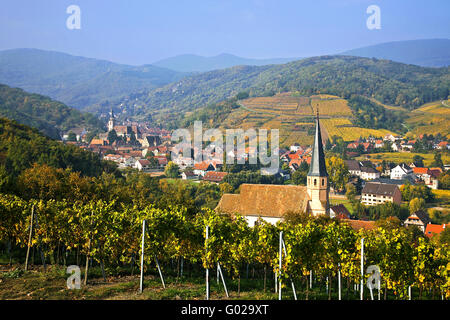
[
  {"left": 107, "top": 109, "right": 140, "bottom": 139},
  {"left": 215, "top": 111, "right": 329, "bottom": 226}
]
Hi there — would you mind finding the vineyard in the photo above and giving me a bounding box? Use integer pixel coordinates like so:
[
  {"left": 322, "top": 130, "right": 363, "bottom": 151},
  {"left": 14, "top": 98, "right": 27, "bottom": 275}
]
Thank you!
[
  {"left": 0, "top": 193, "right": 449, "bottom": 300},
  {"left": 321, "top": 118, "right": 395, "bottom": 141},
  {"left": 406, "top": 100, "right": 450, "bottom": 139},
  {"left": 219, "top": 92, "right": 399, "bottom": 147}
]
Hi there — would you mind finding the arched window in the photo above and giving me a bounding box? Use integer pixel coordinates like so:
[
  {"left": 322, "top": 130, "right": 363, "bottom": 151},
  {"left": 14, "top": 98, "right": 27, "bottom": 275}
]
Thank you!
[
  {"left": 322, "top": 179, "right": 325, "bottom": 186},
  {"left": 314, "top": 179, "right": 317, "bottom": 186}
]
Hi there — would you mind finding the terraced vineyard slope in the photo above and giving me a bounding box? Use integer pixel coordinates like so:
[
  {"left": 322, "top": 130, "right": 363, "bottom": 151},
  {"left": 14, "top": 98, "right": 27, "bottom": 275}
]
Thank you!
[{"left": 220, "top": 92, "right": 397, "bottom": 147}]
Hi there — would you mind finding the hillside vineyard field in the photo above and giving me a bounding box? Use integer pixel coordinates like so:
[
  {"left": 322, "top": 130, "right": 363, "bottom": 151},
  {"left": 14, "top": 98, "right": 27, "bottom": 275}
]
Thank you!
[{"left": 219, "top": 92, "right": 398, "bottom": 146}]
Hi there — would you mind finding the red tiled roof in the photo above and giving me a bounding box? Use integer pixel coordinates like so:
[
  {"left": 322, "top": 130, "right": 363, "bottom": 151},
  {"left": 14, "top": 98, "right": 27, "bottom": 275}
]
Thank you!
[
  {"left": 413, "top": 167, "right": 430, "bottom": 175},
  {"left": 203, "top": 171, "right": 228, "bottom": 182},
  {"left": 194, "top": 162, "right": 214, "bottom": 171},
  {"left": 425, "top": 224, "right": 448, "bottom": 238},
  {"left": 137, "top": 159, "right": 150, "bottom": 166},
  {"left": 341, "top": 219, "right": 377, "bottom": 231}
]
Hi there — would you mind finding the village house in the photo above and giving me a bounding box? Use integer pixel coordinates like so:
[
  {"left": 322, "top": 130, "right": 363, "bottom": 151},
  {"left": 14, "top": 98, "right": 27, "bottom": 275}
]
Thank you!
[
  {"left": 290, "top": 143, "right": 303, "bottom": 153},
  {"left": 390, "top": 164, "right": 413, "bottom": 180},
  {"left": 374, "top": 139, "right": 384, "bottom": 148},
  {"left": 345, "top": 160, "right": 380, "bottom": 180},
  {"left": 404, "top": 210, "right": 431, "bottom": 232},
  {"left": 329, "top": 204, "right": 351, "bottom": 219},
  {"left": 202, "top": 171, "right": 228, "bottom": 183},
  {"left": 391, "top": 143, "right": 400, "bottom": 152},
  {"left": 435, "top": 141, "right": 449, "bottom": 150},
  {"left": 135, "top": 159, "right": 151, "bottom": 172},
  {"left": 413, "top": 167, "right": 440, "bottom": 189},
  {"left": 193, "top": 161, "right": 216, "bottom": 177},
  {"left": 361, "top": 182, "right": 402, "bottom": 206},
  {"left": 360, "top": 166, "right": 381, "bottom": 180},
  {"left": 181, "top": 171, "right": 198, "bottom": 180}
]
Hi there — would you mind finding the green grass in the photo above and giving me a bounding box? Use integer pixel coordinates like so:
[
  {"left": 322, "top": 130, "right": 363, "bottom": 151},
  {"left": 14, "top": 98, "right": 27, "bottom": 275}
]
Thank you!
[
  {"left": 2, "top": 264, "right": 438, "bottom": 300},
  {"left": 329, "top": 198, "right": 354, "bottom": 215}
]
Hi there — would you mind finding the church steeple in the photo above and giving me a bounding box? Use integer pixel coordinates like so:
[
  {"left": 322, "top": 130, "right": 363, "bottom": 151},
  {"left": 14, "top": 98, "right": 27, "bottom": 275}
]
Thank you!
[
  {"left": 308, "top": 109, "right": 328, "bottom": 177},
  {"left": 306, "top": 108, "right": 329, "bottom": 216},
  {"left": 108, "top": 109, "right": 115, "bottom": 132}
]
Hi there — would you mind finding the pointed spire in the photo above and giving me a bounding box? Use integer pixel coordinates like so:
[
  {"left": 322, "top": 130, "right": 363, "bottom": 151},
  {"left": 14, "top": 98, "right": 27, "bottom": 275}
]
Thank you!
[{"left": 308, "top": 108, "right": 328, "bottom": 177}]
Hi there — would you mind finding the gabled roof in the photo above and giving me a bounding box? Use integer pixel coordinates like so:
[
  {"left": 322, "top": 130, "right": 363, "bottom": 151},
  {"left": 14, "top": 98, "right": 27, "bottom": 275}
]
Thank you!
[
  {"left": 330, "top": 204, "right": 350, "bottom": 219},
  {"left": 406, "top": 210, "right": 430, "bottom": 225},
  {"left": 137, "top": 159, "right": 150, "bottom": 166},
  {"left": 194, "top": 162, "right": 215, "bottom": 171},
  {"left": 341, "top": 219, "right": 376, "bottom": 231},
  {"left": 362, "top": 182, "right": 399, "bottom": 196},
  {"left": 361, "top": 166, "right": 378, "bottom": 174},
  {"left": 216, "top": 184, "right": 310, "bottom": 218},
  {"left": 345, "top": 160, "right": 361, "bottom": 171},
  {"left": 203, "top": 171, "right": 228, "bottom": 182}
]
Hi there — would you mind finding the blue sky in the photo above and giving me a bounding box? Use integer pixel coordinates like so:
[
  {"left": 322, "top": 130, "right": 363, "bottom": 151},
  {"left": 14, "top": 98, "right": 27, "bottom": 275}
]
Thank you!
[{"left": 0, "top": 0, "right": 448, "bottom": 65}]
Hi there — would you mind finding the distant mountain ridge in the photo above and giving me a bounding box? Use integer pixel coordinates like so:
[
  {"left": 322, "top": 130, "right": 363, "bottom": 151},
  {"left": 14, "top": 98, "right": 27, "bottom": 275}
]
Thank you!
[
  {"left": 152, "top": 53, "right": 299, "bottom": 72},
  {"left": 0, "top": 38, "right": 449, "bottom": 119},
  {"left": 0, "top": 48, "right": 186, "bottom": 110},
  {"left": 105, "top": 55, "right": 449, "bottom": 126},
  {"left": 341, "top": 39, "right": 450, "bottom": 67}
]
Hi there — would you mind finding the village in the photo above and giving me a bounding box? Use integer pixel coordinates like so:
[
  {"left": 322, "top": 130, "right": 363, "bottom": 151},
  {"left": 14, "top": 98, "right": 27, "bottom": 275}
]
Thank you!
[{"left": 61, "top": 110, "right": 450, "bottom": 242}]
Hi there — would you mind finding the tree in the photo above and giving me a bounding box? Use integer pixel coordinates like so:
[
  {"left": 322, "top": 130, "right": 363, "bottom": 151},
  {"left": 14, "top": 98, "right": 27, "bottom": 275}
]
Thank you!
[
  {"left": 409, "top": 197, "right": 426, "bottom": 214},
  {"left": 326, "top": 156, "right": 349, "bottom": 192},
  {"left": 219, "top": 182, "right": 233, "bottom": 194},
  {"left": 345, "top": 183, "right": 357, "bottom": 204},
  {"left": 67, "top": 131, "right": 77, "bottom": 142},
  {"left": 412, "top": 155, "right": 424, "bottom": 167},
  {"left": 432, "top": 152, "right": 444, "bottom": 169},
  {"left": 107, "top": 129, "right": 118, "bottom": 145},
  {"left": 438, "top": 170, "right": 450, "bottom": 190},
  {"left": 291, "top": 170, "right": 307, "bottom": 185},
  {"left": 164, "top": 161, "right": 180, "bottom": 178}
]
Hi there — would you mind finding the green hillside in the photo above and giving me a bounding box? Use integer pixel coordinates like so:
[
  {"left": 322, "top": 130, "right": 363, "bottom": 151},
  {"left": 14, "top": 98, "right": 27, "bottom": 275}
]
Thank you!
[
  {"left": 0, "top": 48, "right": 186, "bottom": 110},
  {"left": 0, "top": 117, "right": 113, "bottom": 183},
  {"left": 0, "top": 84, "right": 105, "bottom": 139},
  {"left": 105, "top": 55, "right": 449, "bottom": 122}
]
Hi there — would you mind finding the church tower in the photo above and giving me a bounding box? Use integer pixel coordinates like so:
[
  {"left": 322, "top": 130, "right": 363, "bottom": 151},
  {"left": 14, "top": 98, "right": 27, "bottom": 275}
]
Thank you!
[
  {"left": 108, "top": 109, "right": 115, "bottom": 132},
  {"left": 307, "top": 109, "right": 329, "bottom": 216}
]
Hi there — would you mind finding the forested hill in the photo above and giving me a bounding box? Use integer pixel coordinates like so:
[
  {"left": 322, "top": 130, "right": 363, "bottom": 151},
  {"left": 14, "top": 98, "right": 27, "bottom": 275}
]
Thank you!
[
  {"left": 0, "top": 84, "right": 105, "bottom": 140},
  {"left": 107, "top": 55, "right": 449, "bottom": 121},
  {"left": 0, "top": 48, "right": 186, "bottom": 110},
  {"left": 0, "top": 117, "right": 116, "bottom": 191}
]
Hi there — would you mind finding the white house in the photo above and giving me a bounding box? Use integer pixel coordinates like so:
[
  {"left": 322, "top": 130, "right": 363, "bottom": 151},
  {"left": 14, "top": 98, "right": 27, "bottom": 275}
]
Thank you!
[
  {"left": 290, "top": 144, "right": 303, "bottom": 153},
  {"left": 391, "top": 143, "right": 400, "bottom": 152},
  {"left": 193, "top": 162, "right": 215, "bottom": 177},
  {"left": 135, "top": 159, "right": 151, "bottom": 172},
  {"left": 360, "top": 166, "right": 381, "bottom": 180},
  {"left": 390, "top": 164, "right": 413, "bottom": 180}
]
